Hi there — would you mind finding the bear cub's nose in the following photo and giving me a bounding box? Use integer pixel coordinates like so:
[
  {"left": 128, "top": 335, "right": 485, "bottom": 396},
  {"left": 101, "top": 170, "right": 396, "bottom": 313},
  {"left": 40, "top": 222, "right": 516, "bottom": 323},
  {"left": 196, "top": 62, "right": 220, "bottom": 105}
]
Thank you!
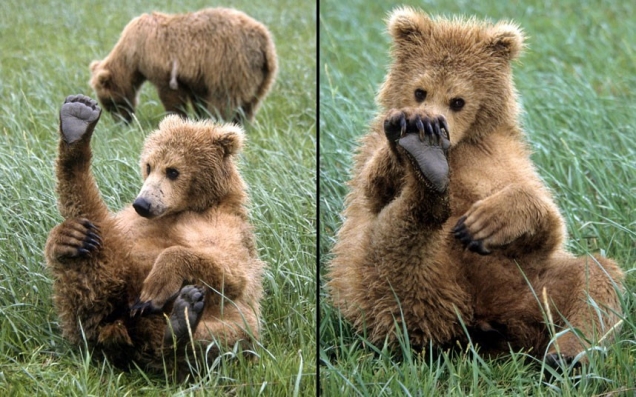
[{"left": 133, "top": 197, "right": 152, "bottom": 218}]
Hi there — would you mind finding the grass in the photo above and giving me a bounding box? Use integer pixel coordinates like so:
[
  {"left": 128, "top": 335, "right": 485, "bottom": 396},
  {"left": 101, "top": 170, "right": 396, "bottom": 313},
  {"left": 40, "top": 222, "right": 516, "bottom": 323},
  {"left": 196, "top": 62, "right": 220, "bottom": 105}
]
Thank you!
[
  {"left": 319, "top": 0, "right": 636, "bottom": 395},
  {"left": 0, "top": 0, "right": 315, "bottom": 395}
]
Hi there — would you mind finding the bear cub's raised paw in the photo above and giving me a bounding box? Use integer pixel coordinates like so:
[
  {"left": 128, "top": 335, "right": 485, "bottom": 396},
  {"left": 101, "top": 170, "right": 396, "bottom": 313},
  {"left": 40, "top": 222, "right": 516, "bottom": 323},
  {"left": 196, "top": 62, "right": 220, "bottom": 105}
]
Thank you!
[
  {"left": 60, "top": 95, "right": 102, "bottom": 144},
  {"left": 384, "top": 109, "right": 451, "bottom": 193},
  {"left": 165, "top": 285, "right": 206, "bottom": 343}
]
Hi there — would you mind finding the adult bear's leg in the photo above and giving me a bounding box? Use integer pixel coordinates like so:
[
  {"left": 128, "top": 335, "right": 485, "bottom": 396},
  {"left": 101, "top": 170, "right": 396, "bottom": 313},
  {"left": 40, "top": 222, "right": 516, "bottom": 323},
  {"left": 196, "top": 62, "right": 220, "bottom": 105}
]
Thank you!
[{"left": 157, "top": 85, "right": 189, "bottom": 118}]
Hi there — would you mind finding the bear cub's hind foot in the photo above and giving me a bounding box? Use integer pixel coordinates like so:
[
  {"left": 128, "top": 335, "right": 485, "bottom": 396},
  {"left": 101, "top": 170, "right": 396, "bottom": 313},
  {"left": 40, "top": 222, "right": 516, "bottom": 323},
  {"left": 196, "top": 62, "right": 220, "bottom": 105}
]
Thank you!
[
  {"left": 60, "top": 95, "right": 102, "bottom": 144},
  {"left": 384, "top": 109, "right": 451, "bottom": 193},
  {"left": 164, "top": 285, "right": 206, "bottom": 344}
]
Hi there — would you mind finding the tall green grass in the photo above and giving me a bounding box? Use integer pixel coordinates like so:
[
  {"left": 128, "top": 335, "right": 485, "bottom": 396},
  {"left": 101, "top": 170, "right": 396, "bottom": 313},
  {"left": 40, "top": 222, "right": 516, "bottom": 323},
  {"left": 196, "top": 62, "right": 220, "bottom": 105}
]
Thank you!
[
  {"left": 0, "top": 0, "right": 316, "bottom": 394},
  {"left": 320, "top": 0, "right": 636, "bottom": 395}
]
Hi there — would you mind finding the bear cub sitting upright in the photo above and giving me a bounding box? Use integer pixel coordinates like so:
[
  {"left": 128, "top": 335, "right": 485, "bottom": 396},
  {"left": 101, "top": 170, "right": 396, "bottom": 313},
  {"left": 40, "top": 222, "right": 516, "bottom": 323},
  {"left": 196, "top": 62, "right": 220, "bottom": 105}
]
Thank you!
[
  {"left": 327, "top": 7, "right": 623, "bottom": 367},
  {"left": 45, "top": 95, "right": 265, "bottom": 376}
]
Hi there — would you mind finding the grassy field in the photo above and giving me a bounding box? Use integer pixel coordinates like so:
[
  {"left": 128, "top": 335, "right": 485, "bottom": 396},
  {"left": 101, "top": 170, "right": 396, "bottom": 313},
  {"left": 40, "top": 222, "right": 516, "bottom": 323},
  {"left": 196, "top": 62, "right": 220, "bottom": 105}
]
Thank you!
[
  {"left": 0, "top": 0, "right": 315, "bottom": 395},
  {"left": 320, "top": 0, "right": 636, "bottom": 395}
]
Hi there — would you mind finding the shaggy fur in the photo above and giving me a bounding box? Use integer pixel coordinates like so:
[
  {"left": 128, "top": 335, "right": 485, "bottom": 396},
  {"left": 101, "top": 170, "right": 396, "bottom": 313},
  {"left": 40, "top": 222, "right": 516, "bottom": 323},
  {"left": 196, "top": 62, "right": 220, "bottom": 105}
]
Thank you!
[
  {"left": 45, "top": 95, "right": 265, "bottom": 376},
  {"left": 327, "top": 8, "right": 624, "bottom": 364},
  {"left": 89, "top": 7, "right": 278, "bottom": 123}
]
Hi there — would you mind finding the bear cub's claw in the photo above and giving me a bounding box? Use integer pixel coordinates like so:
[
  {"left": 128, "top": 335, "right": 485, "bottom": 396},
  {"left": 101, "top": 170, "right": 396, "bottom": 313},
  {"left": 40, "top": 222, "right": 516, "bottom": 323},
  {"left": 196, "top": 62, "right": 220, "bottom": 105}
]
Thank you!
[
  {"left": 544, "top": 352, "right": 582, "bottom": 371},
  {"left": 452, "top": 216, "right": 491, "bottom": 255},
  {"left": 80, "top": 220, "right": 102, "bottom": 255},
  {"left": 53, "top": 218, "right": 102, "bottom": 260},
  {"left": 130, "top": 288, "right": 180, "bottom": 317},
  {"left": 384, "top": 110, "right": 451, "bottom": 193},
  {"left": 164, "top": 285, "right": 206, "bottom": 343},
  {"left": 60, "top": 95, "right": 102, "bottom": 144},
  {"left": 130, "top": 299, "right": 164, "bottom": 317}
]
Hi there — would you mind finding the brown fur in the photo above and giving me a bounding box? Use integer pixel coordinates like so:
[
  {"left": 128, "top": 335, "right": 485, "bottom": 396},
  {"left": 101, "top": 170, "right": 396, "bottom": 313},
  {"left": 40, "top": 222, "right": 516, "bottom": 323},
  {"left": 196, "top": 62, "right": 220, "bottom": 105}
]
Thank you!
[
  {"left": 45, "top": 95, "right": 265, "bottom": 376},
  {"left": 89, "top": 7, "right": 278, "bottom": 123},
  {"left": 327, "top": 8, "right": 624, "bottom": 363}
]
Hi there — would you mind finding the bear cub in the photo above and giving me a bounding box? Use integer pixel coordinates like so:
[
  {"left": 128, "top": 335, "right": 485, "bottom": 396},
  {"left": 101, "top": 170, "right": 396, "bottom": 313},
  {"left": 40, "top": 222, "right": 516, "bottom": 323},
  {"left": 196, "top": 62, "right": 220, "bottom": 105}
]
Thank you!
[
  {"left": 327, "top": 7, "right": 624, "bottom": 367},
  {"left": 45, "top": 95, "right": 265, "bottom": 376}
]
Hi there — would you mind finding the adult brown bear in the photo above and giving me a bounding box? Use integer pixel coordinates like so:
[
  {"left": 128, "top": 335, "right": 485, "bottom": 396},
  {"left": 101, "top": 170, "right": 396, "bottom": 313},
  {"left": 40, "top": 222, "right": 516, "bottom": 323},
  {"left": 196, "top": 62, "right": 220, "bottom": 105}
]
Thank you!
[{"left": 90, "top": 8, "right": 277, "bottom": 123}]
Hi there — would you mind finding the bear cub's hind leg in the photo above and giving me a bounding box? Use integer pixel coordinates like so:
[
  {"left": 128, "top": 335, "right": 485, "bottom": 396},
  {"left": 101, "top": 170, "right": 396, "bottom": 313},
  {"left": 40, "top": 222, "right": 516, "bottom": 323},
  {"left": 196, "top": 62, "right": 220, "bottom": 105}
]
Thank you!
[
  {"left": 60, "top": 95, "right": 101, "bottom": 144},
  {"left": 384, "top": 108, "right": 451, "bottom": 193},
  {"left": 164, "top": 285, "right": 206, "bottom": 344}
]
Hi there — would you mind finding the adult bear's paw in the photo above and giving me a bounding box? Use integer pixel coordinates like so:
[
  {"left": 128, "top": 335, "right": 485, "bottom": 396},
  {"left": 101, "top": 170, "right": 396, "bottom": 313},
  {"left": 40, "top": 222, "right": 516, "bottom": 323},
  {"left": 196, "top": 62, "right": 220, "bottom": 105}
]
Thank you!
[{"left": 59, "top": 95, "right": 102, "bottom": 144}]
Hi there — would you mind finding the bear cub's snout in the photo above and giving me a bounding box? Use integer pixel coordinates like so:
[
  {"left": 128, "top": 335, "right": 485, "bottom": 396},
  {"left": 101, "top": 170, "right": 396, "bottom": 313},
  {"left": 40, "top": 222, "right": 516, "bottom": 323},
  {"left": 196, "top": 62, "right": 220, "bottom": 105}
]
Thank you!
[{"left": 133, "top": 197, "right": 152, "bottom": 218}]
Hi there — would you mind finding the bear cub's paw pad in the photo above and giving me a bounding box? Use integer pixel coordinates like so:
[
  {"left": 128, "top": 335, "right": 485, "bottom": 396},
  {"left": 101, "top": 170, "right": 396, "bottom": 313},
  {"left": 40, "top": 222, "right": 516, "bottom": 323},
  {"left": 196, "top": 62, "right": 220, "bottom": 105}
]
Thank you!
[
  {"left": 452, "top": 216, "right": 491, "bottom": 255},
  {"left": 60, "top": 95, "right": 102, "bottom": 144},
  {"left": 385, "top": 111, "right": 451, "bottom": 193},
  {"left": 165, "top": 285, "right": 206, "bottom": 342}
]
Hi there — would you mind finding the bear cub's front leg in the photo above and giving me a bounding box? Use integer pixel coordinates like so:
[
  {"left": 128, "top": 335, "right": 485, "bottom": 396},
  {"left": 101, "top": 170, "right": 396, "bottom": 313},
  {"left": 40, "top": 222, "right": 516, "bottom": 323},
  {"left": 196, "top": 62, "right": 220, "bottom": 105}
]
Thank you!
[{"left": 384, "top": 108, "right": 451, "bottom": 193}]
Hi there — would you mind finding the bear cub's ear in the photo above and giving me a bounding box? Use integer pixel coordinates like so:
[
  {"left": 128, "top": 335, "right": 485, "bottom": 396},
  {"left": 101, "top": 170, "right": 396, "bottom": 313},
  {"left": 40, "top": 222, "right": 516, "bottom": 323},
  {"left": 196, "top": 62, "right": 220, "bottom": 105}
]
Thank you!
[
  {"left": 215, "top": 124, "right": 245, "bottom": 157},
  {"left": 487, "top": 23, "right": 525, "bottom": 61},
  {"left": 387, "top": 6, "right": 432, "bottom": 42}
]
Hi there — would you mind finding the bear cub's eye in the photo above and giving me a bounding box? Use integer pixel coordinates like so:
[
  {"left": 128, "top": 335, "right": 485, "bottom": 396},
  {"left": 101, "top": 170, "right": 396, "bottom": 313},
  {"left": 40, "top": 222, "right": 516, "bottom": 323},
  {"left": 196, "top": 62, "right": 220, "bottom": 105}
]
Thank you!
[
  {"left": 146, "top": 164, "right": 151, "bottom": 175},
  {"left": 414, "top": 89, "right": 427, "bottom": 102},
  {"left": 450, "top": 98, "right": 465, "bottom": 111},
  {"left": 166, "top": 168, "right": 180, "bottom": 181}
]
